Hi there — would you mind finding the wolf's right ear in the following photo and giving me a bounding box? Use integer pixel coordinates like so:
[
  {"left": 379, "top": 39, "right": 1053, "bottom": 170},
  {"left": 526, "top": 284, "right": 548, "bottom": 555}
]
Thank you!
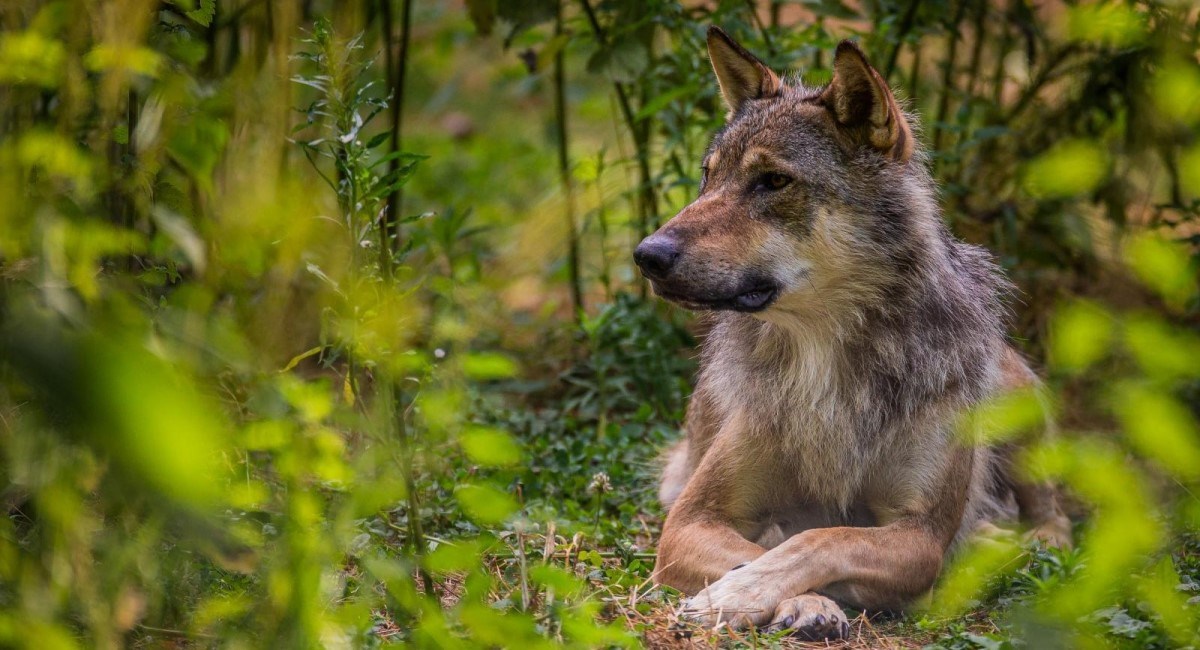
[
  {"left": 707, "top": 26, "right": 781, "bottom": 116},
  {"left": 819, "top": 40, "right": 913, "bottom": 163}
]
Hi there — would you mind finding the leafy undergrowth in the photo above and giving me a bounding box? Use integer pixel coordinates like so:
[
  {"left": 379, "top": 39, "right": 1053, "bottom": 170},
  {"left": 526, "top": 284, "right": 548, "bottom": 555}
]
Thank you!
[
  {"left": 355, "top": 502, "right": 1199, "bottom": 649},
  {"left": 121, "top": 290, "right": 1189, "bottom": 650}
]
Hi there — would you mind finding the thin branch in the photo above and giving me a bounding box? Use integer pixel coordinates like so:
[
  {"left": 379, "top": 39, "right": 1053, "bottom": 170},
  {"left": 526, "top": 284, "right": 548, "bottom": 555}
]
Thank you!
[
  {"left": 381, "top": 0, "right": 413, "bottom": 277},
  {"left": 744, "top": 0, "right": 777, "bottom": 57},
  {"left": 931, "top": 0, "right": 967, "bottom": 167},
  {"left": 577, "top": 0, "right": 658, "bottom": 245},
  {"left": 883, "top": 0, "right": 920, "bottom": 80},
  {"left": 1003, "top": 45, "right": 1079, "bottom": 123},
  {"left": 554, "top": 1, "right": 583, "bottom": 319}
]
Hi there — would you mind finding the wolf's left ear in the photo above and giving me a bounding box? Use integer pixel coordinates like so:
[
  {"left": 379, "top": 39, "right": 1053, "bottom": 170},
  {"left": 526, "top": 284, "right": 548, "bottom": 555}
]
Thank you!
[
  {"left": 819, "top": 40, "right": 913, "bottom": 163},
  {"left": 707, "top": 26, "right": 781, "bottom": 116}
]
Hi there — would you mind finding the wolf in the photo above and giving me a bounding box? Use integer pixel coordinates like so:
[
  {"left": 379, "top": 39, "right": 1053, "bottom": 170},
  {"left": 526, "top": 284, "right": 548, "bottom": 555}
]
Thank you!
[{"left": 633, "top": 27, "right": 1072, "bottom": 640}]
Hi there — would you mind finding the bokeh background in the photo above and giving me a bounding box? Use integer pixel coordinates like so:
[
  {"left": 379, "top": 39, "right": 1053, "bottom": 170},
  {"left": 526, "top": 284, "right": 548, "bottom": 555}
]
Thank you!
[{"left": 0, "top": 0, "right": 1197, "bottom": 647}]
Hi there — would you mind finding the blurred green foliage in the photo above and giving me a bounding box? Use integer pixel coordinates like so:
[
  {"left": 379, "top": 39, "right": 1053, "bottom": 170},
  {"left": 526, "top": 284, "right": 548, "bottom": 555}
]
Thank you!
[{"left": 0, "top": 0, "right": 1197, "bottom": 648}]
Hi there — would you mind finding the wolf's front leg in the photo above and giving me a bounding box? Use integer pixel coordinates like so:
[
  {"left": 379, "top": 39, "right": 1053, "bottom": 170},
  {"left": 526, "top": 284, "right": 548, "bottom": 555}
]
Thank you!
[
  {"left": 676, "top": 445, "right": 974, "bottom": 631},
  {"left": 653, "top": 411, "right": 773, "bottom": 599},
  {"left": 681, "top": 520, "right": 945, "bottom": 629}
]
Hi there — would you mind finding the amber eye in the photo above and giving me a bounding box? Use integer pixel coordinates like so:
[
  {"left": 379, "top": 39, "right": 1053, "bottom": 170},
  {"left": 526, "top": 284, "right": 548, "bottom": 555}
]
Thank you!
[{"left": 760, "top": 172, "right": 792, "bottom": 191}]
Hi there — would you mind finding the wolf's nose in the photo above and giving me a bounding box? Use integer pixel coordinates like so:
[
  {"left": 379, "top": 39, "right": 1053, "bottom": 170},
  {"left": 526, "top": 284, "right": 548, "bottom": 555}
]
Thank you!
[{"left": 634, "top": 237, "right": 680, "bottom": 280}]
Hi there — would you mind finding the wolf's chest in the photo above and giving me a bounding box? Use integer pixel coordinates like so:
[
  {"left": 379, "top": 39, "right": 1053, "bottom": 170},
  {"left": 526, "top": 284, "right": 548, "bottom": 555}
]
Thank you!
[{"left": 705, "top": 344, "right": 886, "bottom": 506}]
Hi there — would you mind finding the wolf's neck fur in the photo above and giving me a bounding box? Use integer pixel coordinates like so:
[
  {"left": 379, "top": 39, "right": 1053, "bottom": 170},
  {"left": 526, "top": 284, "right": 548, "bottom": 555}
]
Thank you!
[{"left": 701, "top": 210, "right": 1006, "bottom": 507}]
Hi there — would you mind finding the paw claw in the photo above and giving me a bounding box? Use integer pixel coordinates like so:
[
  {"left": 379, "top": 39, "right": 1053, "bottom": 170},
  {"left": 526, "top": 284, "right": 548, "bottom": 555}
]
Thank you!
[{"left": 768, "top": 593, "right": 850, "bottom": 641}]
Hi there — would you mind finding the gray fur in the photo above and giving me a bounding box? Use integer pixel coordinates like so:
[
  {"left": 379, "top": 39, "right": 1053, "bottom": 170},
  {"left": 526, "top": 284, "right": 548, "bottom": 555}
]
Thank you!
[{"left": 659, "top": 73, "right": 1015, "bottom": 544}]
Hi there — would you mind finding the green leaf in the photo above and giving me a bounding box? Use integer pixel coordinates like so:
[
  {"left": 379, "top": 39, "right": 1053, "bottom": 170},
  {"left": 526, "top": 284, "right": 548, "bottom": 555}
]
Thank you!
[
  {"left": 167, "top": 114, "right": 230, "bottom": 193},
  {"left": 462, "top": 352, "right": 518, "bottom": 381},
  {"left": 459, "top": 426, "right": 522, "bottom": 467},
  {"left": 1123, "top": 315, "right": 1200, "bottom": 381},
  {"left": 495, "top": 0, "right": 557, "bottom": 38},
  {"left": 1047, "top": 300, "right": 1114, "bottom": 373},
  {"left": 1022, "top": 139, "right": 1108, "bottom": 198},
  {"left": 635, "top": 83, "right": 699, "bottom": 121},
  {"left": 1151, "top": 61, "right": 1200, "bottom": 125},
  {"left": 280, "top": 346, "right": 323, "bottom": 373},
  {"left": 958, "top": 387, "right": 1050, "bottom": 444},
  {"left": 1123, "top": 233, "right": 1197, "bottom": 310},
  {"left": 464, "top": 0, "right": 498, "bottom": 35},
  {"left": 424, "top": 540, "right": 484, "bottom": 574},
  {"left": 1113, "top": 382, "right": 1200, "bottom": 480},
  {"left": 455, "top": 483, "right": 518, "bottom": 525},
  {"left": 529, "top": 564, "right": 587, "bottom": 598},
  {"left": 1063, "top": 2, "right": 1145, "bottom": 47},
  {"left": 368, "top": 150, "right": 428, "bottom": 170},
  {"left": 365, "top": 130, "right": 391, "bottom": 150},
  {"left": 185, "top": 0, "right": 216, "bottom": 27},
  {"left": 586, "top": 37, "right": 650, "bottom": 85},
  {"left": 1179, "top": 143, "right": 1200, "bottom": 195},
  {"left": 0, "top": 30, "right": 66, "bottom": 87},
  {"left": 459, "top": 601, "right": 541, "bottom": 648},
  {"left": 83, "top": 44, "right": 162, "bottom": 77}
]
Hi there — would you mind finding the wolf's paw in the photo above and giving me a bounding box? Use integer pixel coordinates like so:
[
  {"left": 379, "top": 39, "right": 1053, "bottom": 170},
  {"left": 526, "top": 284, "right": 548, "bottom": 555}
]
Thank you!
[
  {"left": 1028, "top": 516, "right": 1073, "bottom": 550},
  {"left": 768, "top": 593, "right": 850, "bottom": 640},
  {"left": 679, "top": 565, "right": 781, "bottom": 629},
  {"left": 972, "top": 521, "right": 1019, "bottom": 549}
]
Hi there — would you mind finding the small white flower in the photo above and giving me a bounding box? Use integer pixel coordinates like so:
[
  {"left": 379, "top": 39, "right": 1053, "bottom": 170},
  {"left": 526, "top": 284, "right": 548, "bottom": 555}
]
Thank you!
[{"left": 588, "top": 472, "right": 612, "bottom": 494}]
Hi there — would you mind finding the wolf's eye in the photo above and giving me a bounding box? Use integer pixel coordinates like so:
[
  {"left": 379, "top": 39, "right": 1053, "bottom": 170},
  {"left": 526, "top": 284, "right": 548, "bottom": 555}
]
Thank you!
[{"left": 759, "top": 172, "right": 792, "bottom": 191}]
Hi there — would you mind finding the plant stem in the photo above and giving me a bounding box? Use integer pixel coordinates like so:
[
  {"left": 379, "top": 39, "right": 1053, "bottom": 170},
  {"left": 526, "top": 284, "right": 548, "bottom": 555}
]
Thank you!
[
  {"left": 931, "top": 0, "right": 967, "bottom": 171},
  {"left": 964, "top": 1, "right": 988, "bottom": 103},
  {"left": 594, "top": 158, "right": 612, "bottom": 301},
  {"left": 883, "top": 0, "right": 919, "bottom": 80},
  {"left": 989, "top": 23, "right": 1013, "bottom": 106},
  {"left": 380, "top": 0, "right": 413, "bottom": 278},
  {"left": 577, "top": 0, "right": 657, "bottom": 251},
  {"left": 390, "top": 381, "right": 433, "bottom": 595},
  {"left": 554, "top": 2, "right": 583, "bottom": 321},
  {"left": 950, "top": 0, "right": 989, "bottom": 187},
  {"left": 1003, "top": 45, "right": 1078, "bottom": 122},
  {"left": 744, "top": 0, "right": 776, "bottom": 57},
  {"left": 907, "top": 36, "right": 922, "bottom": 102}
]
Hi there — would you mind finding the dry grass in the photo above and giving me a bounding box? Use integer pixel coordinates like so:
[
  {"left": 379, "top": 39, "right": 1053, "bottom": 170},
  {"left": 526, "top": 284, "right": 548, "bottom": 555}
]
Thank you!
[
  {"left": 606, "top": 594, "right": 978, "bottom": 649},
  {"left": 461, "top": 525, "right": 1005, "bottom": 649}
]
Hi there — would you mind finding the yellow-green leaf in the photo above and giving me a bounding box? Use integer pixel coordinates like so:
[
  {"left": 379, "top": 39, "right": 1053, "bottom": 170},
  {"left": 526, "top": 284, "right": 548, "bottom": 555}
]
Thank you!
[
  {"left": 462, "top": 352, "right": 518, "bottom": 381},
  {"left": 459, "top": 426, "right": 522, "bottom": 467},
  {"left": 1123, "top": 233, "right": 1197, "bottom": 310},
  {"left": 1048, "top": 300, "right": 1114, "bottom": 373},
  {"left": 455, "top": 483, "right": 518, "bottom": 526},
  {"left": 1022, "top": 140, "right": 1108, "bottom": 198}
]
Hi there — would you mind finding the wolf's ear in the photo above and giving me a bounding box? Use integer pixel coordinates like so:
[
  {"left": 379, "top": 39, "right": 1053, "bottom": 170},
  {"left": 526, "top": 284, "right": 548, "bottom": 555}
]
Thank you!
[
  {"left": 819, "top": 40, "right": 913, "bottom": 163},
  {"left": 707, "top": 26, "right": 781, "bottom": 115}
]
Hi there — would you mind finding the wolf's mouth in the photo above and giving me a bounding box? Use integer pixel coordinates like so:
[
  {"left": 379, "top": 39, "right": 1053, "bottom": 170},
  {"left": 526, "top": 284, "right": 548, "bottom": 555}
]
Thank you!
[{"left": 654, "top": 283, "right": 779, "bottom": 313}]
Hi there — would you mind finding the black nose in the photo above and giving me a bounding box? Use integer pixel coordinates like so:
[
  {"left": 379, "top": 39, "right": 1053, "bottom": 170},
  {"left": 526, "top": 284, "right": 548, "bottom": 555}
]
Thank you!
[{"left": 634, "top": 236, "right": 680, "bottom": 280}]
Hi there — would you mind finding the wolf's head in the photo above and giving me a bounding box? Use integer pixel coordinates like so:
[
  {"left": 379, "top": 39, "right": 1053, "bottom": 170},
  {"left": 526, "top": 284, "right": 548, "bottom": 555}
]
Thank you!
[{"left": 635, "top": 27, "right": 938, "bottom": 322}]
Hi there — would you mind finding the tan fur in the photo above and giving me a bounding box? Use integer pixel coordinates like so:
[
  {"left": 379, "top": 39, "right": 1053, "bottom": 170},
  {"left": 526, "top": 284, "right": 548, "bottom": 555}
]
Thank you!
[
  {"left": 656, "top": 347, "right": 1067, "bottom": 629},
  {"left": 643, "top": 28, "right": 1071, "bottom": 635}
]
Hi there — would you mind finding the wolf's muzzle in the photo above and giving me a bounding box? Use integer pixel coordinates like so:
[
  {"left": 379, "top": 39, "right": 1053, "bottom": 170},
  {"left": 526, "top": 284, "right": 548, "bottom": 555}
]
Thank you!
[{"left": 633, "top": 235, "right": 680, "bottom": 280}]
